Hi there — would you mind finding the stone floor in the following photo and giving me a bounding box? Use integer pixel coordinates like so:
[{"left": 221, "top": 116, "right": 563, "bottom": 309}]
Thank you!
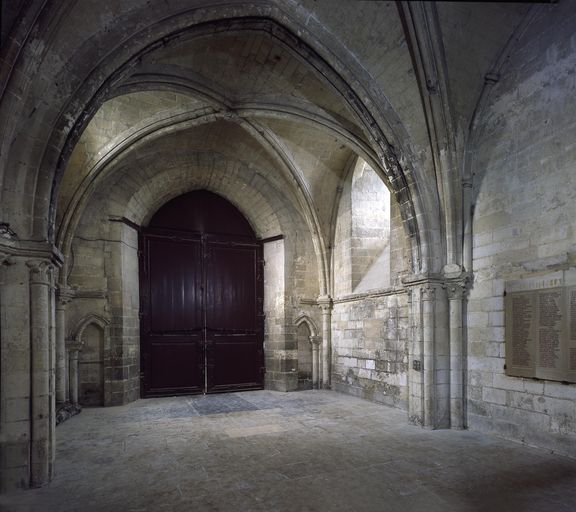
[{"left": 2, "top": 390, "right": 576, "bottom": 512}]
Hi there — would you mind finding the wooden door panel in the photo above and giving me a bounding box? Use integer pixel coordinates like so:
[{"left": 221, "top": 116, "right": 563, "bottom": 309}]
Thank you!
[
  {"left": 208, "top": 336, "right": 263, "bottom": 391},
  {"left": 145, "top": 337, "right": 204, "bottom": 395},
  {"left": 206, "top": 242, "right": 258, "bottom": 332},
  {"left": 148, "top": 237, "right": 203, "bottom": 333},
  {"left": 140, "top": 191, "right": 264, "bottom": 397}
]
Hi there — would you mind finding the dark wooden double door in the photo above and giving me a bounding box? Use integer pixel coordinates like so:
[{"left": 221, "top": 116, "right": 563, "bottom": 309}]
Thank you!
[{"left": 139, "top": 191, "right": 264, "bottom": 397}]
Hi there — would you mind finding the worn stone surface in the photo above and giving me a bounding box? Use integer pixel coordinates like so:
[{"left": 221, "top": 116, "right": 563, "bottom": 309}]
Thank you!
[
  {"left": 467, "top": 2, "right": 576, "bottom": 456},
  {"left": 0, "top": 0, "right": 574, "bottom": 494},
  {"left": 3, "top": 391, "right": 576, "bottom": 512}
]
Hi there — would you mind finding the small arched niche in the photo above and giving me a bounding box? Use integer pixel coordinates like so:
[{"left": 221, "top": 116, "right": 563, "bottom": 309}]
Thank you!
[
  {"left": 78, "top": 322, "right": 105, "bottom": 406},
  {"left": 297, "top": 322, "right": 313, "bottom": 389}
]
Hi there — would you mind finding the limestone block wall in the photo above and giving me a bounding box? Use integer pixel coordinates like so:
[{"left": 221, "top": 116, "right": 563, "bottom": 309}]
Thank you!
[
  {"left": 66, "top": 208, "right": 139, "bottom": 406},
  {"left": 0, "top": 260, "right": 34, "bottom": 490},
  {"left": 468, "top": 4, "right": 576, "bottom": 456},
  {"left": 351, "top": 162, "right": 391, "bottom": 293},
  {"left": 263, "top": 239, "right": 290, "bottom": 390},
  {"left": 331, "top": 159, "right": 410, "bottom": 408},
  {"left": 62, "top": 147, "right": 321, "bottom": 399},
  {"left": 333, "top": 173, "right": 353, "bottom": 297},
  {"left": 332, "top": 292, "right": 409, "bottom": 408},
  {"left": 333, "top": 159, "right": 395, "bottom": 296}
]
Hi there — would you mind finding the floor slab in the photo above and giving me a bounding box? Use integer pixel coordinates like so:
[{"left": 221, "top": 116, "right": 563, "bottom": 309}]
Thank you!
[{"left": 2, "top": 390, "right": 576, "bottom": 511}]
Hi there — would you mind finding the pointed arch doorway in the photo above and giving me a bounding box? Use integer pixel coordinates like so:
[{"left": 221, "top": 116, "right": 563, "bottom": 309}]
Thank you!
[{"left": 139, "top": 190, "right": 264, "bottom": 397}]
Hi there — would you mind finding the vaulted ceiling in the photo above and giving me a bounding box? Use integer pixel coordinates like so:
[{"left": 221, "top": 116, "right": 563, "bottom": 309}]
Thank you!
[{"left": 52, "top": 0, "right": 532, "bottom": 258}]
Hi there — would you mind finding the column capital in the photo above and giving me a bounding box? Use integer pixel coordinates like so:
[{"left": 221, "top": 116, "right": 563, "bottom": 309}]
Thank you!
[
  {"left": 445, "top": 281, "right": 465, "bottom": 300},
  {"left": 402, "top": 275, "right": 444, "bottom": 302},
  {"left": 309, "top": 335, "right": 322, "bottom": 347},
  {"left": 57, "top": 284, "right": 75, "bottom": 305},
  {"left": 66, "top": 339, "right": 84, "bottom": 353},
  {"left": 317, "top": 295, "right": 333, "bottom": 311},
  {"left": 444, "top": 272, "right": 471, "bottom": 300},
  {"left": 402, "top": 272, "right": 471, "bottom": 300},
  {"left": 0, "top": 222, "right": 17, "bottom": 240},
  {"left": 0, "top": 252, "right": 15, "bottom": 266},
  {"left": 26, "top": 259, "right": 54, "bottom": 284}
]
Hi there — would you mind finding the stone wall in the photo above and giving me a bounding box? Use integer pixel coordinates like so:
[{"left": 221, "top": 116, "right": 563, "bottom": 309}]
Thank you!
[
  {"left": 332, "top": 292, "right": 409, "bottom": 408},
  {"left": 468, "top": 3, "right": 576, "bottom": 456},
  {"left": 62, "top": 137, "right": 321, "bottom": 399},
  {"left": 331, "top": 158, "right": 410, "bottom": 408},
  {"left": 351, "top": 161, "right": 391, "bottom": 293}
]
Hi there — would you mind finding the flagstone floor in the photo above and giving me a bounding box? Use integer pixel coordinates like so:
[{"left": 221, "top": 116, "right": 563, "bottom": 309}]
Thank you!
[{"left": 2, "top": 390, "right": 576, "bottom": 512}]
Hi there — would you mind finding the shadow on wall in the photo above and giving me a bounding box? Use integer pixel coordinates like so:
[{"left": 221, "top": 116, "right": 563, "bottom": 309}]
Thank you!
[{"left": 351, "top": 160, "right": 391, "bottom": 294}]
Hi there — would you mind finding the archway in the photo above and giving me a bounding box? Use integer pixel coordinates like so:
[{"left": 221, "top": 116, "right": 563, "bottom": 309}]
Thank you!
[{"left": 139, "top": 190, "right": 264, "bottom": 396}]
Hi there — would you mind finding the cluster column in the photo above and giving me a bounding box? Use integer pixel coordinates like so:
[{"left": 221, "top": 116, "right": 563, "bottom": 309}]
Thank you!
[
  {"left": 404, "top": 272, "right": 470, "bottom": 430},
  {"left": 404, "top": 276, "right": 449, "bottom": 429}
]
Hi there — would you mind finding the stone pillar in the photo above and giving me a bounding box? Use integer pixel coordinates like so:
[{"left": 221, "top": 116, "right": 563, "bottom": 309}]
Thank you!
[
  {"left": 55, "top": 286, "right": 73, "bottom": 403},
  {"left": 406, "top": 286, "right": 424, "bottom": 426},
  {"left": 403, "top": 276, "right": 450, "bottom": 429},
  {"left": 318, "top": 296, "right": 333, "bottom": 389},
  {"left": 310, "top": 335, "right": 321, "bottom": 389},
  {"left": 26, "top": 260, "right": 54, "bottom": 487},
  {"left": 445, "top": 279, "right": 468, "bottom": 429},
  {"left": 421, "top": 284, "right": 437, "bottom": 428},
  {"left": 67, "top": 343, "right": 83, "bottom": 405}
]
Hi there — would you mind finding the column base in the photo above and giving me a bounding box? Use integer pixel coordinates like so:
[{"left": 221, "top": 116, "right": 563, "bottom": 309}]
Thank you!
[{"left": 56, "top": 402, "right": 82, "bottom": 425}]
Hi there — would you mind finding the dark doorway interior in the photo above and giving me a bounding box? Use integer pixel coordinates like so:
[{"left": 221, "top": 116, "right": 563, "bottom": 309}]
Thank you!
[{"left": 139, "top": 190, "right": 264, "bottom": 397}]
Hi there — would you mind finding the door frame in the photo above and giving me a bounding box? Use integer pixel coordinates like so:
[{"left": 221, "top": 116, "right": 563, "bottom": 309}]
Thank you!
[{"left": 139, "top": 226, "right": 264, "bottom": 397}]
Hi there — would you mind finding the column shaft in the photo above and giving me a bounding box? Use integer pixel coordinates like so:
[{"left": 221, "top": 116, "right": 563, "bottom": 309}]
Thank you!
[
  {"left": 69, "top": 350, "right": 80, "bottom": 405},
  {"left": 318, "top": 297, "right": 333, "bottom": 389},
  {"left": 27, "top": 261, "right": 53, "bottom": 488}
]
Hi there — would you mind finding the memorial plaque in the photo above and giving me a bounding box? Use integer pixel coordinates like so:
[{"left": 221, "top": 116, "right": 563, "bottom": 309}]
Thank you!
[
  {"left": 568, "top": 287, "right": 576, "bottom": 377},
  {"left": 506, "top": 292, "right": 535, "bottom": 377},
  {"left": 505, "top": 270, "right": 576, "bottom": 383}
]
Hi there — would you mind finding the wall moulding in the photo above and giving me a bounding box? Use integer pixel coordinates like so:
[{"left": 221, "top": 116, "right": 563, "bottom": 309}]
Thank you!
[
  {"left": 333, "top": 286, "right": 407, "bottom": 305},
  {"left": 0, "top": 239, "right": 63, "bottom": 268}
]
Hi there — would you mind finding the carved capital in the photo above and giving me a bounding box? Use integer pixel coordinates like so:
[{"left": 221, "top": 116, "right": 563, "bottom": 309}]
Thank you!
[
  {"left": 445, "top": 282, "right": 465, "bottom": 300},
  {"left": 421, "top": 283, "right": 440, "bottom": 301},
  {"left": 317, "top": 295, "right": 333, "bottom": 312},
  {"left": 0, "top": 253, "right": 15, "bottom": 266},
  {"left": 57, "top": 284, "right": 75, "bottom": 305},
  {"left": 26, "top": 259, "right": 54, "bottom": 284},
  {"left": 444, "top": 273, "right": 471, "bottom": 300},
  {"left": 0, "top": 222, "right": 17, "bottom": 240},
  {"left": 310, "top": 335, "right": 322, "bottom": 347},
  {"left": 66, "top": 339, "right": 84, "bottom": 353}
]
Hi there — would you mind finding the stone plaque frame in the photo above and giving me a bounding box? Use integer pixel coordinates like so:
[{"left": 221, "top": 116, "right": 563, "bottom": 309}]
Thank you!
[{"left": 505, "top": 270, "right": 576, "bottom": 383}]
